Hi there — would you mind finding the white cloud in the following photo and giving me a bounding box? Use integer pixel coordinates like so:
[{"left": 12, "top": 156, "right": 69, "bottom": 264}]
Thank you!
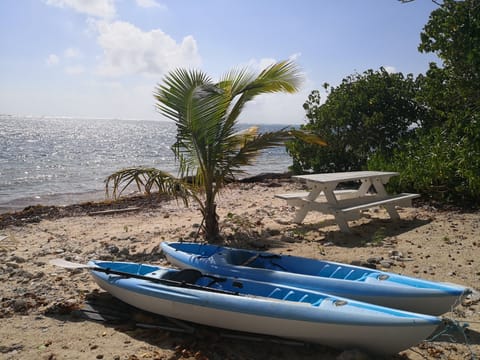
[
  {"left": 65, "top": 65, "right": 85, "bottom": 75},
  {"left": 93, "top": 20, "right": 201, "bottom": 77},
  {"left": 44, "top": 0, "right": 115, "bottom": 18},
  {"left": 70, "top": 79, "right": 160, "bottom": 120},
  {"left": 64, "top": 47, "right": 81, "bottom": 58},
  {"left": 243, "top": 54, "right": 305, "bottom": 80},
  {"left": 135, "top": 0, "right": 167, "bottom": 10},
  {"left": 239, "top": 89, "right": 309, "bottom": 125},
  {"left": 46, "top": 54, "right": 60, "bottom": 66}
]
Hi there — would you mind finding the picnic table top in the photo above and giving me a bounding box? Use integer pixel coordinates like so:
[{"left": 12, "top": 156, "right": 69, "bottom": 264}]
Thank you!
[{"left": 293, "top": 171, "right": 399, "bottom": 184}]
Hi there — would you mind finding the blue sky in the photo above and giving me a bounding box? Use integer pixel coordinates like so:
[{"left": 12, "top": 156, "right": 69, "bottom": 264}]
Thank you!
[{"left": 0, "top": 0, "right": 439, "bottom": 124}]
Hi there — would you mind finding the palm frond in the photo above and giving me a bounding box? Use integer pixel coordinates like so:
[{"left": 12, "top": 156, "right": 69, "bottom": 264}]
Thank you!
[
  {"left": 226, "top": 60, "right": 304, "bottom": 124},
  {"left": 105, "top": 167, "right": 191, "bottom": 206},
  {"left": 226, "top": 129, "right": 291, "bottom": 170},
  {"left": 218, "top": 67, "right": 257, "bottom": 98},
  {"left": 254, "top": 60, "right": 303, "bottom": 93},
  {"left": 217, "top": 128, "right": 327, "bottom": 178},
  {"left": 154, "top": 68, "right": 212, "bottom": 122},
  {"left": 155, "top": 69, "right": 233, "bottom": 184},
  {"left": 231, "top": 126, "right": 259, "bottom": 147},
  {"left": 288, "top": 129, "right": 328, "bottom": 146}
]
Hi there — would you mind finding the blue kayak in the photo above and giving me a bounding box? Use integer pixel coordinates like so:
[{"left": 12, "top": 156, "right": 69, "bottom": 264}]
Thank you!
[
  {"left": 88, "top": 260, "right": 440, "bottom": 355},
  {"left": 161, "top": 242, "right": 469, "bottom": 315}
]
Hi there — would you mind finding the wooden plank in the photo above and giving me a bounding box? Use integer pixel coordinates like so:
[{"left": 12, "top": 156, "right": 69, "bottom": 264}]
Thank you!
[
  {"left": 274, "top": 192, "right": 310, "bottom": 200},
  {"left": 275, "top": 189, "right": 357, "bottom": 201},
  {"left": 294, "top": 171, "right": 399, "bottom": 184},
  {"left": 339, "top": 193, "right": 419, "bottom": 213}
]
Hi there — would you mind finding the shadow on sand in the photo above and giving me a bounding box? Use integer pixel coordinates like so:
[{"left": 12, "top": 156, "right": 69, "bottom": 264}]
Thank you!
[
  {"left": 45, "top": 291, "right": 343, "bottom": 360},
  {"left": 223, "top": 215, "right": 432, "bottom": 252},
  {"left": 43, "top": 282, "right": 478, "bottom": 360},
  {"left": 296, "top": 215, "right": 432, "bottom": 248}
]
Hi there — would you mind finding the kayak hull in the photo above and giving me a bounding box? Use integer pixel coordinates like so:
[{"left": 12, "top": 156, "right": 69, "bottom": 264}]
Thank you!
[
  {"left": 89, "top": 260, "right": 440, "bottom": 355},
  {"left": 160, "top": 242, "right": 468, "bottom": 315}
]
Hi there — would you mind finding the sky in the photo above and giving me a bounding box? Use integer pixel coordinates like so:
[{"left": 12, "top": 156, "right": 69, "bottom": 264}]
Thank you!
[{"left": 0, "top": 0, "right": 440, "bottom": 124}]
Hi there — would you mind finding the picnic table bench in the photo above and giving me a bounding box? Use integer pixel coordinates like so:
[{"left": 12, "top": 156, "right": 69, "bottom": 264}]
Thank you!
[{"left": 275, "top": 171, "right": 419, "bottom": 232}]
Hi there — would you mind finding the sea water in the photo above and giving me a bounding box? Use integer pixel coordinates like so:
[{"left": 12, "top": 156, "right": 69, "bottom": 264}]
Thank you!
[{"left": 0, "top": 115, "right": 293, "bottom": 212}]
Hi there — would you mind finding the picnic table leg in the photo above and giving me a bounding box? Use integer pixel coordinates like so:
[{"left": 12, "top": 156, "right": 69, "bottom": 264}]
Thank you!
[
  {"left": 372, "top": 177, "right": 400, "bottom": 219},
  {"left": 305, "top": 183, "right": 323, "bottom": 201},
  {"left": 293, "top": 204, "right": 310, "bottom": 223},
  {"left": 372, "top": 177, "right": 388, "bottom": 196},
  {"left": 334, "top": 213, "right": 351, "bottom": 233},
  {"left": 321, "top": 184, "right": 338, "bottom": 204},
  {"left": 291, "top": 184, "right": 325, "bottom": 223},
  {"left": 384, "top": 204, "right": 400, "bottom": 219},
  {"left": 323, "top": 184, "right": 354, "bottom": 232},
  {"left": 357, "top": 178, "right": 372, "bottom": 196}
]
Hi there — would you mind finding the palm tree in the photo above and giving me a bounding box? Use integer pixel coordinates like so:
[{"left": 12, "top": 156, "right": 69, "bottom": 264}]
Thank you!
[{"left": 106, "top": 60, "right": 325, "bottom": 242}]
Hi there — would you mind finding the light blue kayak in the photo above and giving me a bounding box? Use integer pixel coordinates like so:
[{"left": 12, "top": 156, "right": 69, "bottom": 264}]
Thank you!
[
  {"left": 161, "top": 242, "right": 469, "bottom": 315},
  {"left": 87, "top": 260, "right": 440, "bottom": 355}
]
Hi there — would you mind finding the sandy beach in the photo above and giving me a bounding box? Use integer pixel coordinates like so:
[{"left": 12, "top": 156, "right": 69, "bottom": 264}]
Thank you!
[{"left": 0, "top": 177, "right": 479, "bottom": 359}]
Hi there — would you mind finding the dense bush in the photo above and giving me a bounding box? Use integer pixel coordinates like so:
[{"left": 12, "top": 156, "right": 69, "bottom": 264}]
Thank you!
[
  {"left": 286, "top": 69, "right": 422, "bottom": 173},
  {"left": 368, "top": 124, "right": 480, "bottom": 206}
]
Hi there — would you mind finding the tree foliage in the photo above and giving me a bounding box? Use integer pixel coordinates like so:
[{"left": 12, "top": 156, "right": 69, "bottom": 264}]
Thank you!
[
  {"left": 419, "top": 0, "right": 480, "bottom": 91},
  {"left": 287, "top": 68, "right": 422, "bottom": 173},
  {"left": 418, "top": 0, "right": 480, "bottom": 128}
]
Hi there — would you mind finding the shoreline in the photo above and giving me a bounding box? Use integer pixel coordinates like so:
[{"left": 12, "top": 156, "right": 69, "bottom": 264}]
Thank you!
[
  {"left": 0, "top": 178, "right": 479, "bottom": 359},
  {"left": 0, "top": 172, "right": 293, "bottom": 215},
  {"left": 0, "top": 190, "right": 107, "bottom": 215},
  {"left": 0, "top": 173, "right": 293, "bottom": 226}
]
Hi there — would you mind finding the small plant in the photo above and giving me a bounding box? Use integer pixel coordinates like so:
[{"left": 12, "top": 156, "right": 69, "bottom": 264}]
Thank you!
[
  {"left": 371, "top": 227, "right": 386, "bottom": 245},
  {"left": 291, "top": 228, "right": 308, "bottom": 237},
  {"left": 317, "top": 244, "right": 326, "bottom": 256},
  {"left": 222, "top": 213, "right": 259, "bottom": 240},
  {"left": 443, "top": 236, "right": 452, "bottom": 244}
]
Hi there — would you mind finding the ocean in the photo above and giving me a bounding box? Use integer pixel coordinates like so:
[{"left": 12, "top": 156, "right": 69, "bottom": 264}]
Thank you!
[{"left": 0, "top": 115, "right": 293, "bottom": 213}]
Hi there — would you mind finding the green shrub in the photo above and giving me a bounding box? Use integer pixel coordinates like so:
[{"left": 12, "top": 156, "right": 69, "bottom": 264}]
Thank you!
[{"left": 368, "top": 125, "right": 480, "bottom": 207}]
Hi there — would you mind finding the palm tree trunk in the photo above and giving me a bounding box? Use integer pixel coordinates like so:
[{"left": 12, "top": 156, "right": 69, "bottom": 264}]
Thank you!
[
  {"left": 203, "top": 201, "right": 220, "bottom": 243},
  {"left": 203, "top": 180, "right": 220, "bottom": 243}
]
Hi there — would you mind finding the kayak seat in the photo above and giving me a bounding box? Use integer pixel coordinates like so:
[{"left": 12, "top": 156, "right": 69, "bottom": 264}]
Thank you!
[
  {"left": 164, "top": 269, "right": 204, "bottom": 284},
  {"left": 227, "top": 251, "right": 257, "bottom": 265}
]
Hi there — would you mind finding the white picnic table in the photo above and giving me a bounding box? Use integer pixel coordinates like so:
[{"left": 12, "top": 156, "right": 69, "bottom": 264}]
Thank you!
[{"left": 275, "top": 171, "right": 419, "bottom": 232}]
